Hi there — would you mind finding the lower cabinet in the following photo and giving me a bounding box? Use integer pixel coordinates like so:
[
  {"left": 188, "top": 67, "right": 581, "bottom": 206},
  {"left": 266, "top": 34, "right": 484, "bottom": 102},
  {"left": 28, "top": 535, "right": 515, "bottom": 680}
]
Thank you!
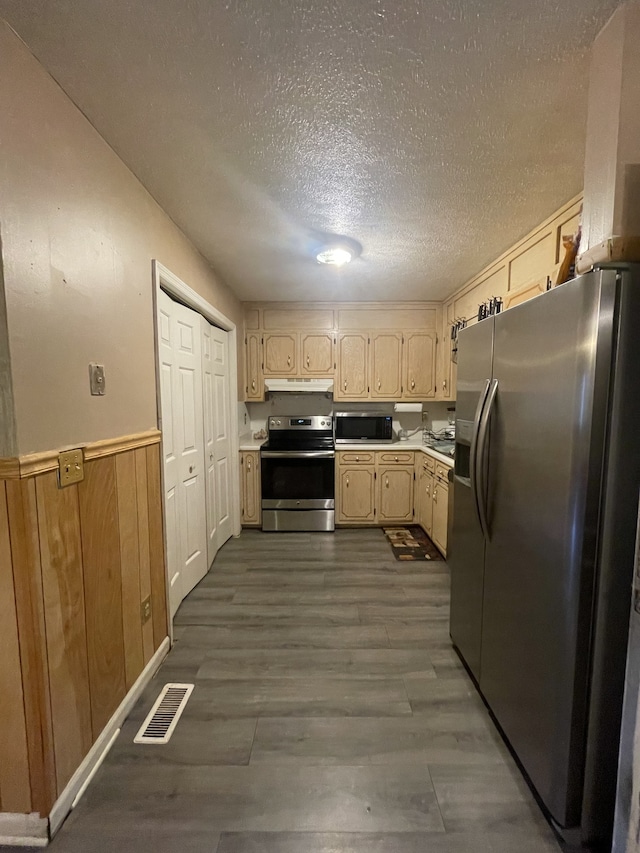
[
  {"left": 415, "top": 454, "right": 449, "bottom": 556},
  {"left": 377, "top": 465, "right": 414, "bottom": 522},
  {"left": 240, "top": 450, "right": 261, "bottom": 526},
  {"left": 336, "top": 451, "right": 414, "bottom": 526},
  {"left": 337, "top": 465, "right": 376, "bottom": 524},
  {"left": 431, "top": 476, "right": 449, "bottom": 555}
]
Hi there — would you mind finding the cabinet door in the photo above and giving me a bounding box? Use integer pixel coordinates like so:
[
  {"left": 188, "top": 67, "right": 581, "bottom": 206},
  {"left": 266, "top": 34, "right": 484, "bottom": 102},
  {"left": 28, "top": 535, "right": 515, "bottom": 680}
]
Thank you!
[
  {"left": 403, "top": 331, "right": 436, "bottom": 399},
  {"left": 336, "top": 333, "right": 369, "bottom": 399},
  {"left": 245, "top": 332, "right": 264, "bottom": 401},
  {"left": 439, "top": 302, "right": 456, "bottom": 401},
  {"left": 432, "top": 479, "right": 448, "bottom": 555},
  {"left": 377, "top": 466, "right": 414, "bottom": 523},
  {"left": 419, "top": 467, "right": 434, "bottom": 536},
  {"left": 263, "top": 333, "right": 297, "bottom": 376},
  {"left": 301, "top": 333, "right": 334, "bottom": 376},
  {"left": 370, "top": 332, "right": 402, "bottom": 399},
  {"left": 241, "top": 451, "right": 261, "bottom": 525},
  {"left": 337, "top": 466, "right": 376, "bottom": 524}
]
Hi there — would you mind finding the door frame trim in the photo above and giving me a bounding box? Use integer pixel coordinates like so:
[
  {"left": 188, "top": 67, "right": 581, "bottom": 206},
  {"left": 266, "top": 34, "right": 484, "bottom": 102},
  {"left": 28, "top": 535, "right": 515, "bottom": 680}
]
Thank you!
[{"left": 152, "top": 261, "right": 241, "bottom": 632}]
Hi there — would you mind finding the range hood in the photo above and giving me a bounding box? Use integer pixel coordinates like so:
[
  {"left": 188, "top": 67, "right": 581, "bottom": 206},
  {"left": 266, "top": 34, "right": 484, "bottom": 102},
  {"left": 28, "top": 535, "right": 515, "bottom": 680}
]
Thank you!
[{"left": 264, "top": 378, "right": 334, "bottom": 394}]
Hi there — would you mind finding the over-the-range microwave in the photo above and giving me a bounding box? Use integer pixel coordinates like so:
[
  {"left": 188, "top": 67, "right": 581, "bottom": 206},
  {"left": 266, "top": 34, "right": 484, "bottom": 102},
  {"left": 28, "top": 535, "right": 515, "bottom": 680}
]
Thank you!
[{"left": 334, "top": 412, "right": 393, "bottom": 444}]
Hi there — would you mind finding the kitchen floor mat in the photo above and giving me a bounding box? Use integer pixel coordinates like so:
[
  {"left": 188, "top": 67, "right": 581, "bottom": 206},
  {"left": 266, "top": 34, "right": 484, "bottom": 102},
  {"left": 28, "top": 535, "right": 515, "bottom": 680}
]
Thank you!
[{"left": 383, "top": 526, "right": 444, "bottom": 561}]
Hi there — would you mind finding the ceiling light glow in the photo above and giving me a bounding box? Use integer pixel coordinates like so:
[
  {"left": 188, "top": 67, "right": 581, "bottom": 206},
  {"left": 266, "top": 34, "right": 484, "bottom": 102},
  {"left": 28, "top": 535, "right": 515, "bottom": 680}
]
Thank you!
[{"left": 316, "top": 247, "right": 353, "bottom": 266}]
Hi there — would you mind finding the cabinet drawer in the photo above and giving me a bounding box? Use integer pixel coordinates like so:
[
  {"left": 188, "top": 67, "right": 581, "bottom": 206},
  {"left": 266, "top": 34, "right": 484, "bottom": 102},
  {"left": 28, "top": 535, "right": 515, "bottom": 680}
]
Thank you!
[
  {"left": 338, "top": 451, "right": 375, "bottom": 465},
  {"left": 435, "top": 463, "right": 450, "bottom": 483},
  {"left": 377, "top": 451, "right": 414, "bottom": 465},
  {"left": 421, "top": 454, "right": 435, "bottom": 473}
]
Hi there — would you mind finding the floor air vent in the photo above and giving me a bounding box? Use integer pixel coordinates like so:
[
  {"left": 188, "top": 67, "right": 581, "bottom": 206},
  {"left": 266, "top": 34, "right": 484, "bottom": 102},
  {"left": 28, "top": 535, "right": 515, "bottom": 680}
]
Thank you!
[{"left": 134, "top": 683, "right": 194, "bottom": 744}]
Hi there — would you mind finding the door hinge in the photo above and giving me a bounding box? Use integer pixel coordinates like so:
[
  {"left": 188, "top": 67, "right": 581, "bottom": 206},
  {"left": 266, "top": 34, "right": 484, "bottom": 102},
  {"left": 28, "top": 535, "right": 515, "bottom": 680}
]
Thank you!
[
  {"left": 413, "top": 471, "right": 416, "bottom": 480},
  {"left": 334, "top": 363, "right": 336, "bottom": 369},
  {"left": 374, "top": 471, "right": 377, "bottom": 479},
  {"left": 368, "top": 337, "right": 370, "bottom": 344},
  {"left": 402, "top": 335, "right": 404, "bottom": 344},
  {"left": 401, "top": 386, "right": 403, "bottom": 393},
  {"left": 244, "top": 336, "right": 247, "bottom": 345},
  {"left": 436, "top": 334, "right": 439, "bottom": 344}
]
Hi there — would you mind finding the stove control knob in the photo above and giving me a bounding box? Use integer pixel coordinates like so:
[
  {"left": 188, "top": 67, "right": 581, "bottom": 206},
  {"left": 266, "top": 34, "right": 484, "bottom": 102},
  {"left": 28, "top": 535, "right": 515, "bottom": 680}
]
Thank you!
[{"left": 276, "top": 419, "right": 281, "bottom": 425}]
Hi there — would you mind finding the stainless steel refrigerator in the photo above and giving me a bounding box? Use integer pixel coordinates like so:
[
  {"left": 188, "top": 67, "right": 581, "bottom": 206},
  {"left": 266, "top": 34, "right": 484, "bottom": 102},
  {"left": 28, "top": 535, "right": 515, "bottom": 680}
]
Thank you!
[{"left": 449, "top": 264, "right": 640, "bottom": 849}]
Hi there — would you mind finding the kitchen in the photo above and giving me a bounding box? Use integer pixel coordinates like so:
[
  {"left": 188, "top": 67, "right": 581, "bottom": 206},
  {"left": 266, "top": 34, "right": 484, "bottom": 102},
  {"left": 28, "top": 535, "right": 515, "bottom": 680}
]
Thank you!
[{"left": 1, "top": 2, "right": 640, "bottom": 853}]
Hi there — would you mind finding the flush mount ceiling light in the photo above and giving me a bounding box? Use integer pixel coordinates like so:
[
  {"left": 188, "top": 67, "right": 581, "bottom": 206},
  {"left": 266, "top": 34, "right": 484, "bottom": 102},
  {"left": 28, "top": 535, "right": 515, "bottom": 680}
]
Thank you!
[
  {"left": 316, "top": 246, "right": 353, "bottom": 266},
  {"left": 314, "top": 234, "right": 362, "bottom": 267}
]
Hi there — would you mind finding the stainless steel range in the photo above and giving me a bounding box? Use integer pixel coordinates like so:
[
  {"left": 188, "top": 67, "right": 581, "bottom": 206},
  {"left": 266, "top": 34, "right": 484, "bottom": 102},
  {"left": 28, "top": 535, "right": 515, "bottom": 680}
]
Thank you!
[{"left": 260, "top": 416, "right": 335, "bottom": 532}]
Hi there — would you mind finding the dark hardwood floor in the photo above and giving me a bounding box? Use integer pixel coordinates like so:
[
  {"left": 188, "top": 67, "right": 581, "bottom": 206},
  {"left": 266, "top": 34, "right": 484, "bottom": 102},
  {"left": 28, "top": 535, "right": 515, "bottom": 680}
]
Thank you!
[{"left": 16, "top": 529, "right": 561, "bottom": 852}]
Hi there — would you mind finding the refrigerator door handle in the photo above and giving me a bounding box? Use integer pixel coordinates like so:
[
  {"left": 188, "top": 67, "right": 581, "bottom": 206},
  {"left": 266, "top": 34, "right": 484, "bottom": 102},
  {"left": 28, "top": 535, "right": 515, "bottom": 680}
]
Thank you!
[
  {"left": 470, "top": 379, "right": 491, "bottom": 536},
  {"left": 476, "top": 378, "right": 498, "bottom": 540}
]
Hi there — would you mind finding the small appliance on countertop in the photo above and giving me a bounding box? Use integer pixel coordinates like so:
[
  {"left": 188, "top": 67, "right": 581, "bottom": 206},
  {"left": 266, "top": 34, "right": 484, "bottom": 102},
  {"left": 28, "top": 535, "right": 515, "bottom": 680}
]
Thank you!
[{"left": 334, "top": 411, "right": 393, "bottom": 444}]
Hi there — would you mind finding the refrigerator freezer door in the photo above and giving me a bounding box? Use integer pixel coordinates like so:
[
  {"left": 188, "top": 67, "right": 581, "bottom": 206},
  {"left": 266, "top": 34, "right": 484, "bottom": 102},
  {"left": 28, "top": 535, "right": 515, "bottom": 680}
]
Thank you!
[
  {"left": 479, "top": 271, "right": 615, "bottom": 828},
  {"left": 449, "top": 318, "right": 494, "bottom": 680}
]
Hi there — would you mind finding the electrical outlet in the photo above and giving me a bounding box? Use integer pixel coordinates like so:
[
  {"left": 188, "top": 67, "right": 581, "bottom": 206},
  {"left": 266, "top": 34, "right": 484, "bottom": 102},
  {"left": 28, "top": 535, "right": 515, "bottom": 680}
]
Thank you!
[
  {"left": 141, "top": 596, "right": 152, "bottom": 624},
  {"left": 58, "top": 449, "right": 84, "bottom": 487}
]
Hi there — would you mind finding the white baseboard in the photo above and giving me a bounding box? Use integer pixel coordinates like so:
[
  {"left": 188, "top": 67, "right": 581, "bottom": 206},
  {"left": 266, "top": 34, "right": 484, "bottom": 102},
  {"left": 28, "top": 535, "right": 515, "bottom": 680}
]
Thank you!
[
  {"left": 0, "top": 813, "right": 48, "bottom": 847},
  {"left": 48, "top": 636, "right": 170, "bottom": 838}
]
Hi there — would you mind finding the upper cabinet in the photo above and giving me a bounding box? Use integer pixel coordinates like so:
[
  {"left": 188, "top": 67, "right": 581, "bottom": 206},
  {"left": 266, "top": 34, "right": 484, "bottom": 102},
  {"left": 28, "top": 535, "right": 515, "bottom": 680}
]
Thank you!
[
  {"left": 301, "top": 333, "right": 334, "bottom": 375},
  {"left": 244, "top": 303, "right": 440, "bottom": 403},
  {"left": 403, "top": 332, "right": 436, "bottom": 399},
  {"left": 337, "top": 333, "right": 369, "bottom": 399},
  {"left": 263, "top": 333, "right": 297, "bottom": 375}
]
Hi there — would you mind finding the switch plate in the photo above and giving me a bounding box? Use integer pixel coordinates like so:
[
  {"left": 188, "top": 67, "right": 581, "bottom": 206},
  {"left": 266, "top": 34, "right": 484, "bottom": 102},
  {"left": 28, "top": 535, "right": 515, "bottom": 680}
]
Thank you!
[
  {"left": 89, "top": 363, "right": 106, "bottom": 395},
  {"left": 141, "top": 596, "right": 152, "bottom": 624},
  {"left": 58, "top": 449, "right": 84, "bottom": 487}
]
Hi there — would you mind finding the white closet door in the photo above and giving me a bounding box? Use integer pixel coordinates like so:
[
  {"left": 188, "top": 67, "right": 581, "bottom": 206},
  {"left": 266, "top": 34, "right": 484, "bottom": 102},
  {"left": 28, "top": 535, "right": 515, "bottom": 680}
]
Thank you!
[
  {"left": 158, "top": 290, "right": 207, "bottom": 618},
  {"left": 202, "top": 317, "right": 233, "bottom": 565}
]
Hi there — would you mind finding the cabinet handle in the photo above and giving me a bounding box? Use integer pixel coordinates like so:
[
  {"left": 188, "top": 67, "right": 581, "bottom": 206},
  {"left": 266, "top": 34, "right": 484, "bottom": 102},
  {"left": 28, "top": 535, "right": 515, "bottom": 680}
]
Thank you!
[
  {"left": 411, "top": 378, "right": 415, "bottom": 390},
  {"left": 394, "top": 456, "right": 399, "bottom": 462},
  {"left": 442, "top": 380, "right": 447, "bottom": 391},
  {"left": 189, "top": 465, "right": 194, "bottom": 473},
  {"left": 287, "top": 355, "right": 291, "bottom": 366},
  {"left": 346, "top": 475, "right": 350, "bottom": 487},
  {"left": 251, "top": 379, "right": 256, "bottom": 391},
  {"left": 385, "top": 477, "right": 389, "bottom": 488},
  {"left": 210, "top": 453, "right": 214, "bottom": 461},
  {"left": 426, "top": 486, "right": 430, "bottom": 497},
  {"left": 377, "top": 379, "right": 381, "bottom": 390},
  {"left": 355, "top": 456, "right": 359, "bottom": 462},
  {"left": 306, "top": 355, "right": 310, "bottom": 367},
  {"left": 247, "top": 458, "right": 252, "bottom": 472},
  {"left": 433, "top": 486, "right": 437, "bottom": 502},
  {"left": 343, "top": 380, "right": 347, "bottom": 391}
]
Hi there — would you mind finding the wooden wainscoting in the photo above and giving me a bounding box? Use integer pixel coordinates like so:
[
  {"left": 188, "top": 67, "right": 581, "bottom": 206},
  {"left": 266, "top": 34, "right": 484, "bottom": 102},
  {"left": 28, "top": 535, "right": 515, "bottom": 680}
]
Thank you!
[{"left": 0, "top": 433, "right": 167, "bottom": 819}]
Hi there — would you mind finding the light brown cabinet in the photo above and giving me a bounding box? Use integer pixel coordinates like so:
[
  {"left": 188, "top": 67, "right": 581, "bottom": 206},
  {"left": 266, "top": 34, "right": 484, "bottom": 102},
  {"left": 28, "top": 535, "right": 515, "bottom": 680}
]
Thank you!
[
  {"left": 240, "top": 450, "right": 261, "bottom": 526},
  {"left": 335, "top": 330, "right": 436, "bottom": 402},
  {"left": 431, "top": 476, "right": 449, "bottom": 555},
  {"left": 416, "top": 456, "right": 434, "bottom": 537},
  {"left": 336, "top": 451, "right": 414, "bottom": 526},
  {"left": 245, "top": 332, "right": 264, "bottom": 401},
  {"left": 377, "top": 465, "right": 414, "bottom": 522},
  {"left": 336, "top": 333, "right": 369, "bottom": 399},
  {"left": 413, "top": 454, "right": 449, "bottom": 556},
  {"left": 263, "top": 333, "right": 297, "bottom": 376},
  {"left": 337, "top": 465, "right": 376, "bottom": 524},
  {"left": 300, "top": 332, "right": 334, "bottom": 375},
  {"left": 403, "top": 332, "right": 436, "bottom": 399},
  {"left": 370, "top": 332, "right": 402, "bottom": 399}
]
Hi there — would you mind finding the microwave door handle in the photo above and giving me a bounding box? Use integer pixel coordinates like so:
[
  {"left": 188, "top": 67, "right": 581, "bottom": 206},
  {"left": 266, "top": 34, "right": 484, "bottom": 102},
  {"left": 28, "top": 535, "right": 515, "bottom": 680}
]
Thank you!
[{"left": 470, "top": 379, "right": 490, "bottom": 537}]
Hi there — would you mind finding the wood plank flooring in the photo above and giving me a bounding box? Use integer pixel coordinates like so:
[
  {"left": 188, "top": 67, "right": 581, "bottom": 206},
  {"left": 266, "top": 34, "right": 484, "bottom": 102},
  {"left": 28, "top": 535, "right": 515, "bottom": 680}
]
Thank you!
[{"left": 16, "top": 529, "right": 561, "bottom": 852}]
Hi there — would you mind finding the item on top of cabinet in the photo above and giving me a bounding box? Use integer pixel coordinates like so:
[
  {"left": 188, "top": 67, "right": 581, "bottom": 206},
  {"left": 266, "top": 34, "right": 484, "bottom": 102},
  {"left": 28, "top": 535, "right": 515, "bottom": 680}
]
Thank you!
[
  {"left": 555, "top": 214, "right": 582, "bottom": 286},
  {"left": 253, "top": 428, "right": 267, "bottom": 440}
]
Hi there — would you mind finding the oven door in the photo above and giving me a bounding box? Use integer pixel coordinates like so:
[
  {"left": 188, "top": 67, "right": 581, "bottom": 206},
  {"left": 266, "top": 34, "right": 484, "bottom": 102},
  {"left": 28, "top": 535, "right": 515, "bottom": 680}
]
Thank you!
[{"left": 261, "top": 451, "right": 335, "bottom": 509}]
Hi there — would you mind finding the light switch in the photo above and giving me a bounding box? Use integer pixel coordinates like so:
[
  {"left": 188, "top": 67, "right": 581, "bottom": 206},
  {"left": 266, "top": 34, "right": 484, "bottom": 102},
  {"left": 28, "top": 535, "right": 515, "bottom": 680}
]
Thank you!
[
  {"left": 58, "top": 449, "right": 84, "bottom": 487},
  {"left": 89, "top": 363, "right": 106, "bottom": 395}
]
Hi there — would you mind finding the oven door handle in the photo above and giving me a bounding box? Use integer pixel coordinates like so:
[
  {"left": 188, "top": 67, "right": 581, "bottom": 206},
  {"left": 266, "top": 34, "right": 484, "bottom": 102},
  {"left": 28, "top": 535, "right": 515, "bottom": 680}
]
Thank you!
[{"left": 260, "top": 451, "right": 336, "bottom": 459}]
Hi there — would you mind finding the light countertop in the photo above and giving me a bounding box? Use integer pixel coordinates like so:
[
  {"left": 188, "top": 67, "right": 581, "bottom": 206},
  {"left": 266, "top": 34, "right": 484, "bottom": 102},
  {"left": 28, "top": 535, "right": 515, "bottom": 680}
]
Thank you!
[{"left": 238, "top": 436, "right": 454, "bottom": 467}]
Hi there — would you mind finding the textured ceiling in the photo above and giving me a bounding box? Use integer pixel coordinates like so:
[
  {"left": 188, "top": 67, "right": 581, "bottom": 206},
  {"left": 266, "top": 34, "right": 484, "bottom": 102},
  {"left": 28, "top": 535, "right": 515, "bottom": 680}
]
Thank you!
[{"left": 0, "top": 0, "right": 621, "bottom": 302}]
